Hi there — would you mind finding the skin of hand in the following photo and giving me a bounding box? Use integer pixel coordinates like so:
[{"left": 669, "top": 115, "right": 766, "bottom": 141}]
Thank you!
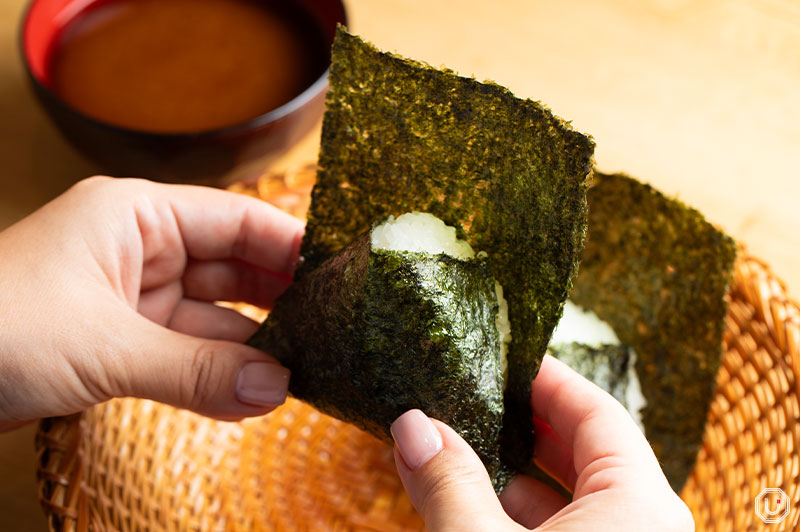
[
  {"left": 390, "top": 355, "right": 695, "bottom": 531},
  {"left": 0, "top": 176, "right": 304, "bottom": 431}
]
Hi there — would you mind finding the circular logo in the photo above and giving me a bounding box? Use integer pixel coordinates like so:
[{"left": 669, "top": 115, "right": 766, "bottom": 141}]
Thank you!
[{"left": 755, "top": 488, "right": 790, "bottom": 524}]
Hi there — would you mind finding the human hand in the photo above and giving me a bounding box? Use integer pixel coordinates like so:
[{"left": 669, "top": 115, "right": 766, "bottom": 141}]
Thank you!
[
  {"left": 0, "top": 177, "right": 303, "bottom": 430},
  {"left": 389, "top": 355, "right": 695, "bottom": 531}
]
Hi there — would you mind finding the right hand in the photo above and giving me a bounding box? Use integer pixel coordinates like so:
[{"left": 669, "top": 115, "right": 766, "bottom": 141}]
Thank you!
[{"left": 389, "top": 355, "right": 695, "bottom": 531}]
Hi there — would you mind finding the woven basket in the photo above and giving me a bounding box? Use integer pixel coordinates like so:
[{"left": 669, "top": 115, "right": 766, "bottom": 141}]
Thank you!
[{"left": 36, "top": 166, "right": 800, "bottom": 531}]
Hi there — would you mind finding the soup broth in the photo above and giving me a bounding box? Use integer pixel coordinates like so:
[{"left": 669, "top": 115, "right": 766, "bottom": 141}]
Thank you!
[{"left": 48, "top": 0, "right": 329, "bottom": 133}]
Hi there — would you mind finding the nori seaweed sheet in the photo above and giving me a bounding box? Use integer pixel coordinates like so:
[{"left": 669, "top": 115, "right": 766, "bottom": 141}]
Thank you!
[
  {"left": 248, "top": 231, "right": 513, "bottom": 491},
  {"left": 297, "top": 27, "right": 595, "bottom": 474},
  {"left": 548, "top": 342, "right": 632, "bottom": 408},
  {"left": 570, "top": 172, "right": 736, "bottom": 492}
]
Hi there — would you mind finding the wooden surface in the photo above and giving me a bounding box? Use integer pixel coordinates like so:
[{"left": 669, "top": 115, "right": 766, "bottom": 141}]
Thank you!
[{"left": 1, "top": 0, "right": 799, "bottom": 530}]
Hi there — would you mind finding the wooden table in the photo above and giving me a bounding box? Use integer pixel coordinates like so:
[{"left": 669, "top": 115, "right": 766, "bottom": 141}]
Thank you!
[{"left": 1, "top": 0, "right": 799, "bottom": 529}]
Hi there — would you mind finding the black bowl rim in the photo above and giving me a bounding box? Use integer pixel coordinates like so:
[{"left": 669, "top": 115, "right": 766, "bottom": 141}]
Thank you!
[{"left": 18, "top": 0, "right": 345, "bottom": 140}]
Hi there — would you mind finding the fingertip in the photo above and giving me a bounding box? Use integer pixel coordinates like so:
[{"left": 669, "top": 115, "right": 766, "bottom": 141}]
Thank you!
[
  {"left": 284, "top": 221, "right": 305, "bottom": 274},
  {"left": 391, "top": 409, "right": 444, "bottom": 471},
  {"left": 530, "top": 353, "right": 616, "bottom": 434},
  {"left": 389, "top": 411, "right": 509, "bottom": 531},
  {"left": 238, "top": 198, "right": 306, "bottom": 276},
  {"left": 235, "top": 361, "right": 290, "bottom": 408}
]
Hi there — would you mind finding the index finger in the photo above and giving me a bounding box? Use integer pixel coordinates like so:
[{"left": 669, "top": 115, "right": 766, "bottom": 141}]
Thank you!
[
  {"left": 153, "top": 182, "right": 305, "bottom": 276},
  {"left": 531, "top": 355, "right": 665, "bottom": 496}
]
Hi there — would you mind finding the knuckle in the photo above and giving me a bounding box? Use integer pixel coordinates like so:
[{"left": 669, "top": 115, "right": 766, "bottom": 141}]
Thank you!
[
  {"left": 72, "top": 175, "right": 114, "bottom": 194},
  {"left": 183, "top": 342, "right": 219, "bottom": 410},
  {"left": 68, "top": 176, "right": 118, "bottom": 204},
  {"left": 71, "top": 175, "right": 154, "bottom": 199},
  {"left": 82, "top": 174, "right": 114, "bottom": 186},
  {"left": 68, "top": 332, "right": 124, "bottom": 404},
  {"left": 78, "top": 357, "right": 118, "bottom": 403}
]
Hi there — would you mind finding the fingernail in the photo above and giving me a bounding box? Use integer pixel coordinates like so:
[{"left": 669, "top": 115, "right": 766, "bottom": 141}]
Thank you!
[
  {"left": 236, "top": 362, "right": 290, "bottom": 407},
  {"left": 390, "top": 409, "right": 443, "bottom": 470}
]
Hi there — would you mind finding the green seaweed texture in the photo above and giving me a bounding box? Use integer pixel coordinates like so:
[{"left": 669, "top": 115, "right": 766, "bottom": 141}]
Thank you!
[
  {"left": 249, "top": 231, "right": 513, "bottom": 490},
  {"left": 571, "top": 172, "right": 736, "bottom": 492},
  {"left": 549, "top": 342, "right": 632, "bottom": 407},
  {"left": 297, "top": 27, "right": 595, "bottom": 473}
]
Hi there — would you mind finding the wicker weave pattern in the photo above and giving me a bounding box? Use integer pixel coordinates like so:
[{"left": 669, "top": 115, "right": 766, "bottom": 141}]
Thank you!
[
  {"left": 36, "top": 167, "right": 800, "bottom": 531},
  {"left": 683, "top": 258, "right": 800, "bottom": 531}
]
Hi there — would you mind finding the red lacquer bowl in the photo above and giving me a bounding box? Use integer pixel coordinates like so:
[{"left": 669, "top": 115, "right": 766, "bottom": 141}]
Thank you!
[{"left": 19, "top": 0, "right": 346, "bottom": 185}]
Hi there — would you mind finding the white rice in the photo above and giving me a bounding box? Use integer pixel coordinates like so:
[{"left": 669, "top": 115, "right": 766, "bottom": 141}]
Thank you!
[
  {"left": 371, "top": 212, "right": 475, "bottom": 259},
  {"left": 552, "top": 300, "right": 620, "bottom": 345},
  {"left": 494, "top": 282, "right": 511, "bottom": 380},
  {"left": 371, "top": 212, "right": 510, "bottom": 384},
  {"left": 371, "top": 215, "right": 646, "bottom": 429},
  {"left": 625, "top": 349, "right": 646, "bottom": 433}
]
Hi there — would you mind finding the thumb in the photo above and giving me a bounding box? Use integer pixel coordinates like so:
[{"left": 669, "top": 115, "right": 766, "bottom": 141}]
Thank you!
[
  {"left": 390, "top": 410, "right": 521, "bottom": 532},
  {"left": 108, "top": 311, "right": 290, "bottom": 420}
]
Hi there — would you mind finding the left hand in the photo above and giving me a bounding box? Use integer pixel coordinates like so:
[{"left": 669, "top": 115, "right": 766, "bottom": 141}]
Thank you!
[{"left": 0, "top": 176, "right": 303, "bottom": 430}]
